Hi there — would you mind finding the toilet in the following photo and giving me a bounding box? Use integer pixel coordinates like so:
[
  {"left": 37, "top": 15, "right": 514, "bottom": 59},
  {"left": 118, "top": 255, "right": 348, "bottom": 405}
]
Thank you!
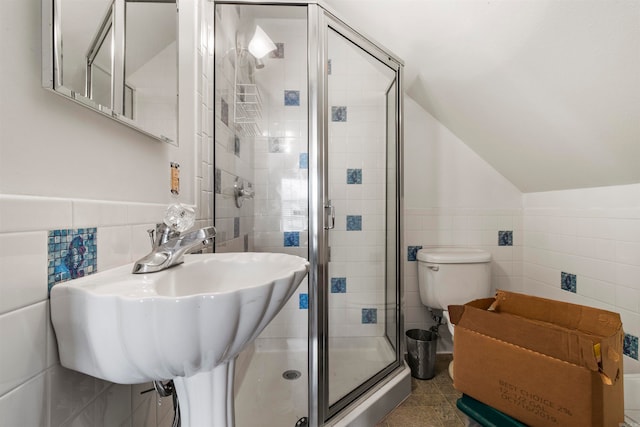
[{"left": 417, "top": 247, "right": 492, "bottom": 379}]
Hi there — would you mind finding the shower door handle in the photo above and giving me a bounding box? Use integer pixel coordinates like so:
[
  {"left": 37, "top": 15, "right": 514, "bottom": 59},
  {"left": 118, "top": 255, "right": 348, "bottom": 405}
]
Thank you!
[{"left": 324, "top": 201, "right": 335, "bottom": 230}]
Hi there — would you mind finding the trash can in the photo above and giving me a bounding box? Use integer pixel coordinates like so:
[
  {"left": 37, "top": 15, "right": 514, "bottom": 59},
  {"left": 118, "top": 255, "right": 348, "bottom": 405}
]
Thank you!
[{"left": 406, "top": 328, "right": 437, "bottom": 379}]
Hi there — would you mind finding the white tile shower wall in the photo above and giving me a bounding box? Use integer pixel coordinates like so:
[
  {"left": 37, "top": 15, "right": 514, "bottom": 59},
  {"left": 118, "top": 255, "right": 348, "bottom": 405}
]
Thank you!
[
  {"left": 214, "top": 5, "right": 256, "bottom": 253},
  {"left": 523, "top": 184, "right": 640, "bottom": 375},
  {"left": 326, "top": 33, "right": 390, "bottom": 338},
  {"left": 245, "top": 17, "right": 310, "bottom": 339},
  {"left": 0, "top": 0, "right": 211, "bottom": 425}
]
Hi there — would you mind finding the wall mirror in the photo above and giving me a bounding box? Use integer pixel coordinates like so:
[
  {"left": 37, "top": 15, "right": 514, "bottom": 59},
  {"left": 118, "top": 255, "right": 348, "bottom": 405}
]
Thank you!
[{"left": 43, "top": 0, "right": 179, "bottom": 145}]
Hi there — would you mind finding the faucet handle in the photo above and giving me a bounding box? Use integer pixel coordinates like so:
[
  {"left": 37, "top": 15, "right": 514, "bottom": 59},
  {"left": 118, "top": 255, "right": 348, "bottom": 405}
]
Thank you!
[{"left": 164, "top": 203, "right": 195, "bottom": 232}]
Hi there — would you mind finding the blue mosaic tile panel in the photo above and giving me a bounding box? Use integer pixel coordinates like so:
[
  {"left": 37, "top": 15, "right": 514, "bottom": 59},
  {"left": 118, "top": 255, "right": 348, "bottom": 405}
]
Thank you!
[
  {"left": 234, "top": 217, "right": 240, "bottom": 239},
  {"left": 48, "top": 228, "right": 97, "bottom": 292},
  {"left": 624, "top": 333, "right": 639, "bottom": 360},
  {"left": 269, "top": 42, "right": 284, "bottom": 59},
  {"left": 346, "top": 215, "right": 362, "bottom": 231},
  {"left": 561, "top": 272, "right": 577, "bottom": 293},
  {"left": 284, "top": 90, "right": 300, "bottom": 106},
  {"left": 221, "top": 98, "right": 229, "bottom": 126},
  {"left": 299, "top": 293, "right": 308, "bottom": 309},
  {"left": 408, "top": 245, "right": 423, "bottom": 261},
  {"left": 498, "top": 230, "right": 513, "bottom": 246},
  {"left": 346, "top": 169, "right": 362, "bottom": 184},
  {"left": 215, "top": 168, "right": 221, "bottom": 194},
  {"left": 299, "top": 153, "right": 308, "bottom": 169},
  {"left": 234, "top": 136, "right": 240, "bottom": 157},
  {"left": 327, "top": 59, "right": 332, "bottom": 75},
  {"left": 362, "top": 308, "right": 377, "bottom": 324},
  {"left": 331, "top": 277, "right": 347, "bottom": 293},
  {"left": 284, "top": 231, "right": 300, "bottom": 247},
  {"left": 331, "top": 106, "right": 347, "bottom": 122}
]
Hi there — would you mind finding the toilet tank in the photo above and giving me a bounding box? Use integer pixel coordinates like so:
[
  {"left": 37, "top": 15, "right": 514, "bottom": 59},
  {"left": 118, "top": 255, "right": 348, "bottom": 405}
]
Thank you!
[{"left": 417, "top": 248, "right": 492, "bottom": 310}]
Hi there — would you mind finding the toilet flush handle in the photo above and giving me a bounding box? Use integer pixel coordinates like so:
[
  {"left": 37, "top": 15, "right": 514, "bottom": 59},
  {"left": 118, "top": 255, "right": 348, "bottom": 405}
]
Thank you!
[{"left": 428, "top": 265, "right": 439, "bottom": 271}]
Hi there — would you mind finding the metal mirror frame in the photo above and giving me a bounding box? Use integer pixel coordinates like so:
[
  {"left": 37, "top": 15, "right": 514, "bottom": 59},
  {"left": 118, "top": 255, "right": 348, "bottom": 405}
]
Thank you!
[{"left": 42, "top": 0, "right": 179, "bottom": 145}]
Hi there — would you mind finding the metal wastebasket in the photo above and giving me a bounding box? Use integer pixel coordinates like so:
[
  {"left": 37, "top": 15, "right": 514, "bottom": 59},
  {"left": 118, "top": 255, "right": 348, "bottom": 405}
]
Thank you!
[{"left": 406, "top": 329, "right": 437, "bottom": 379}]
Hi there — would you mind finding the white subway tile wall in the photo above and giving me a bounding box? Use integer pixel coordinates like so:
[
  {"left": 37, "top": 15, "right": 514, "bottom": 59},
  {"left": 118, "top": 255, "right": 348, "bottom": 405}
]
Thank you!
[{"left": 523, "top": 185, "right": 640, "bottom": 374}]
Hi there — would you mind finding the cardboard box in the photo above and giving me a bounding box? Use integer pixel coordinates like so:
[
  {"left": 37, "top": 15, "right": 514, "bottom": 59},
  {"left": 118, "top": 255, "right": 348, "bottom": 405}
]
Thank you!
[{"left": 449, "top": 290, "right": 625, "bottom": 427}]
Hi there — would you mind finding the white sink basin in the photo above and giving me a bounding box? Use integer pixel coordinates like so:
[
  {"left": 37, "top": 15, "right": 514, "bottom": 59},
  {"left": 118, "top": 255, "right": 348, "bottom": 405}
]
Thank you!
[{"left": 50, "top": 252, "right": 309, "bottom": 426}]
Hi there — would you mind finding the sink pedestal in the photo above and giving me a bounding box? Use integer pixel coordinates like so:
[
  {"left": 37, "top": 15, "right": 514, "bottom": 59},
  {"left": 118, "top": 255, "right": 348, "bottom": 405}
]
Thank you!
[{"left": 173, "top": 360, "right": 236, "bottom": 427}]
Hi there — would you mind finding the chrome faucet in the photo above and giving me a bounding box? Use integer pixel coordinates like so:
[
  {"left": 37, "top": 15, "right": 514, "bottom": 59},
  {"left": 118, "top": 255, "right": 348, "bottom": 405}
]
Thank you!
[{"left": 132, "top": 223, "right": 216, "bottom": 274}]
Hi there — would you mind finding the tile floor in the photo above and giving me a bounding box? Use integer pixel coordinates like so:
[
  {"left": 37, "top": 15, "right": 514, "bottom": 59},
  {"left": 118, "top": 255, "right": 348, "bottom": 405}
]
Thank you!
[{"left": 377, "top": 354, "right": 469, "bottom": 427}]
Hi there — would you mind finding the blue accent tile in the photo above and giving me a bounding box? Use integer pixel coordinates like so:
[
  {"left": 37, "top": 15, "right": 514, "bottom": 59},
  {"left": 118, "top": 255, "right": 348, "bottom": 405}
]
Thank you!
[
  {"left": 269, "top": 137, "right": 284, "bottom": 153},
  {"left": 331, "top": 277, "right": 347, "bottom": 293},
  {"left": 299, "top": 153, "right": 308, "bottom": 169},
  {"left": 362, "top": 308, "right": 377, "bottom": 324},
  {"left": 234, "top": 136, "right": 240, "bottom": 157},
  {"left": 234, "top": 217, "right": 240, "bottom": 239},
  {"left": 48, "top": 228, "right": 97, "bottom": 293},
  {"left": 215, "top": 168, "right": 221, "bottom": 194},
  {"left": 346, "top": 215, "right": 362, "bottom": 231},
  {"left": 221, "top": 98, "right": 229, "bottom": 126},
  {"left": 624, "top": 333, "right": 639, "bottom": 360},
  {"left": 498, "top": 230, "right": 513, "bottom": 246},
  {"left": 284, "top": 90, "right": 300, "bottom": 106},
  {"left": 269, "top": 42, "right": 284, "bottom": 59},
  {"left": 561, "top": 272, "right": 577, "bottom": 293},
  {"left": 284, "top": 231, "right": 300, "bottom": 247},
  {"left": 346, "top": 169, "right": 362, "bottom": 184},
  {"left": 331, "top": 106, "right": 347, "bottom": 122},
  {"left": 327, "top": 59, "right": 332, "bottom": 75},
  {"left": 408, "top": 245, "right": 423, "bottom": 261},
  {"left": 299, "top": 293, "right": 308, "bottom": 309}
]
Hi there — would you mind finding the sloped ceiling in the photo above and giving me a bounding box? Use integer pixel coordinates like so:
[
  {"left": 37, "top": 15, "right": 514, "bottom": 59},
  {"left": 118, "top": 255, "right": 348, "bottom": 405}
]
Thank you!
[{"left": 325, "top": 0, "right": 640, "bottom": 193}]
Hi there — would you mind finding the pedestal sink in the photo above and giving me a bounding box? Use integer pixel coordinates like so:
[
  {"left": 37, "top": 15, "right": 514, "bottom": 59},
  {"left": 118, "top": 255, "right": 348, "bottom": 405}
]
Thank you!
[{"left": 50, "top": 252, "right": 309, "bottom": 426}]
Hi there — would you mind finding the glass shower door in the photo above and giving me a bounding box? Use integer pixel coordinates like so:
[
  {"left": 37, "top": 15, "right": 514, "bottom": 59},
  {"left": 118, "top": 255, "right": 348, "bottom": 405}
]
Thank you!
[{"left": 324, "top": 20, "right": 401, "bottom": 415}]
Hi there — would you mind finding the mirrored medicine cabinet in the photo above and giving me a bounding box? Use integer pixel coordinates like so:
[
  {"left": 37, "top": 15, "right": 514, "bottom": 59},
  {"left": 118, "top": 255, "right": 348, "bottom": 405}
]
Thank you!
[{"left": 42, "top": 0, "right": 179, "bottom": 145}]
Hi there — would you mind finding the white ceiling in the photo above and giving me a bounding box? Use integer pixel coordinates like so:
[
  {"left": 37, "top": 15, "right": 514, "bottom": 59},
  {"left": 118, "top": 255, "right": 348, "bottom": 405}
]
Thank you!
[{"left": 325, "top": 0, "right": 640, "bottom": 193}]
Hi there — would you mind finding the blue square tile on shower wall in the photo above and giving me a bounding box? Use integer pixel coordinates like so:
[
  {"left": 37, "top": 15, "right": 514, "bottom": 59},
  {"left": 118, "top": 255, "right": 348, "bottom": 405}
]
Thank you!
[
  {"left": 284, "top": 231, "right": 300, "bottom": 247},
  {"left": 215, "top": 168, "right": 221, "bottom": 194},
  {"left": 299, "top": 293, "right": 308, "bottom": 309},
  {"left": 561, "top": 272, "right": 577, "bottom": 293},
  {"left": 346, "top": 169, "right": 362, "bottom": 184},
  {"left": 362, "top": 308, "right": 377, "bottom": 324},
  {"left": 234, "top": 136, "right": 241, "bottom": 157},
  {"left": 331, "top": 277, "right": 347, "bottom": 293},
  {"left": 269, "top": 42, "right": 284, "bottom": 59},
  {"left": 299, "top": 153, "right": 308, "bottom": 169},
  {"left": 346, "top": 215, "right": 362, "bottom": 231},
  {"left": 498, "top": 230, "right": 513, "bottom": 246},
  {"left": 48, "top": 228, "right": 97, "bottom": 293},
  {"left": 221, "top": 98, "right": 229, "bottom": 126},
  {"left": 284, "top": 90, "right": 300, "bottom": 106},
  {"left": 408, "top": 246, "right": 422, "bottom": 261},
  {"left": 331, "top": 106, "right": 347, "bottom": 122},
  {"left": 234, "top": 217, "right": 240, "bottom": 239},
  {"left": 624, "top": 333, "right": 639, "bottom": 360}
]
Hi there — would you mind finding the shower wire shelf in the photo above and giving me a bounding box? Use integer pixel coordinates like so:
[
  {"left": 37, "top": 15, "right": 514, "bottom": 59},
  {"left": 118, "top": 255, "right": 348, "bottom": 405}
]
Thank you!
[{"left": 235, "top": 83, "right": 263, "bottom": 136}]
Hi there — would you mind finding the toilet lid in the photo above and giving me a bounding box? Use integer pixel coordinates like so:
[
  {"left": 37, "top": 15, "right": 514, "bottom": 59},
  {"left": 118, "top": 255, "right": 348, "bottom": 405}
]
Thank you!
[{"left": 417, "top": 247, "right": 491, "bottom": 263}]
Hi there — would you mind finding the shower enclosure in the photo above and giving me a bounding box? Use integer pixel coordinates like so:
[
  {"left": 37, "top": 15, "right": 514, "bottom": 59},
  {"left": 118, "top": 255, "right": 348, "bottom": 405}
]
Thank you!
[{"left": 213, "top": 2, "right": 406, "bottom": 425}]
